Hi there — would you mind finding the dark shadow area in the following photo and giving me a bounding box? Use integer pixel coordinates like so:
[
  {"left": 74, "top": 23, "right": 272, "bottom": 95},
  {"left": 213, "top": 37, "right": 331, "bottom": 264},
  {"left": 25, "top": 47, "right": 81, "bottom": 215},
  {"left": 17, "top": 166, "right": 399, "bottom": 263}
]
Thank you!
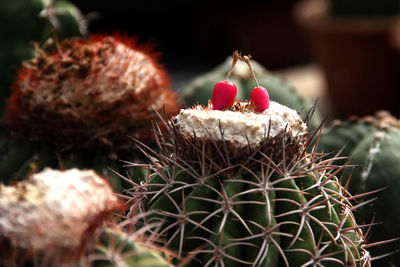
[{"left": 70, "top": 0, "right": 311, "bottom": 75}]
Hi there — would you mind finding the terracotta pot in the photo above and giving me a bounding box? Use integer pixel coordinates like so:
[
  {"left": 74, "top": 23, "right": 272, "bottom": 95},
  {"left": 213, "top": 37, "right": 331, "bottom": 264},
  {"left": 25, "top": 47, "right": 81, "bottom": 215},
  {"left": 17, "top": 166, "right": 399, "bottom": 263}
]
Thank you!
[{"left": 295, "top": 0, "right": 400, "bottom": 118}]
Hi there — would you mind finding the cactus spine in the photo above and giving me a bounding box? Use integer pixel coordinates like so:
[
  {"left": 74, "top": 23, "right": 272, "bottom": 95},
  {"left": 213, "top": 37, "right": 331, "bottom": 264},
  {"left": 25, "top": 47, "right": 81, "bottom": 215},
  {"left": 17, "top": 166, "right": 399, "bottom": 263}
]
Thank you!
[
  {"left": 318, "top": 112, "right": 400, "bottom": 265},
  {"left": 89, "top": 227, "right": 172, "bottom": 267},
  {"left": 122, "top": 98, "right": 372, "bottom": 266}
]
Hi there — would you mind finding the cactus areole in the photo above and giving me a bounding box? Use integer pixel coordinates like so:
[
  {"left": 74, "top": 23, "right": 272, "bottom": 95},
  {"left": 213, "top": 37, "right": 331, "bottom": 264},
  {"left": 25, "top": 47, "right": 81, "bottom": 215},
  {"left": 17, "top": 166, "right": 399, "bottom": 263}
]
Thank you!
[{"left": 125, "top": 91, "right": 372, "bottom": 266}]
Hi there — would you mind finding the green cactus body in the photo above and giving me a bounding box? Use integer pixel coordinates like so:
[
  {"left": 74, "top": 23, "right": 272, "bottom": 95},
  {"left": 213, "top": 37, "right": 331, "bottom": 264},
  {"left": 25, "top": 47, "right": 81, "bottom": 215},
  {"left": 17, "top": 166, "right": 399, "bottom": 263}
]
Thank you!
[
  {"left": 317, "top": 119, "right": 377, "bottom": 166},
  {"left": 180, "top": 58, "right": 321, "bottom": 129},
  {"left": 318, "top": 112, "right": 400, "bottom": 265},
  {"left": 141, "top": 166, "right": 281, "bottom": 266},
  {"left": 275, "top": 169, "right": 367, "bottom": 266},
  {"left": 92, "top": 228, "right": 170, "bottom": 267},
  {"left": 343, "top": 129, "right": 400, "bottom": 264},
  {"left": 125, "top": 101, "right": 371, "bottom": 266}
]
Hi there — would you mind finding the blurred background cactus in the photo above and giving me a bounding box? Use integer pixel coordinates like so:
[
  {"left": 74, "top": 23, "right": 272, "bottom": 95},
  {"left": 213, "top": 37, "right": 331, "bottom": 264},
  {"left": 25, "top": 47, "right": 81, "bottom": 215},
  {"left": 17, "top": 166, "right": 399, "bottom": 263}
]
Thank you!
[
  {"left": 0, "top": 0, "right": 85, "bottom": 112},
  {"left": 0, "top": 32, "right": 180, "bottom": 189},
  {"left": 317, "top": 112, "right": 400, "bottom": 266}
]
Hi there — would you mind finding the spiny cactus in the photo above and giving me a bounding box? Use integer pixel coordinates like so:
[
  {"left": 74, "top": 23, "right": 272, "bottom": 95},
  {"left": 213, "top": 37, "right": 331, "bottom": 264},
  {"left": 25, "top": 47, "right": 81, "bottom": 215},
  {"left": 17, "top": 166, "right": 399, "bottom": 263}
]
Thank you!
[
  {"left": 6, "top": 33, "right": 180, "bottom": 149},
  {"left": 119, "top": 96, "right": 374, "bottom": 266},
  {"left": 318, "top": 111, "right": 400, "bottom": 266},
  {"left": 0, "top": 34, "right": 179, "bottom": 187},
  {"left": 88, "top": 226, "right": 174, "bottom": 267},
  {"left": 179, "top": 55, "right": 321, "bottom": 129},
  {"left": 0, "top": 168, "right": 121, "bottom": 266}
]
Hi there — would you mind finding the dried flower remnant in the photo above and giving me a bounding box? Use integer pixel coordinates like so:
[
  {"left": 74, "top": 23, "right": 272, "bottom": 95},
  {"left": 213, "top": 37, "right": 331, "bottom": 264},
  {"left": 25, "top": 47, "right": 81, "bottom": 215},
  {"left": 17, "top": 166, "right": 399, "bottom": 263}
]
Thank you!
[{"left": 6, "top": 34, "right": 180, "bottom": 150}]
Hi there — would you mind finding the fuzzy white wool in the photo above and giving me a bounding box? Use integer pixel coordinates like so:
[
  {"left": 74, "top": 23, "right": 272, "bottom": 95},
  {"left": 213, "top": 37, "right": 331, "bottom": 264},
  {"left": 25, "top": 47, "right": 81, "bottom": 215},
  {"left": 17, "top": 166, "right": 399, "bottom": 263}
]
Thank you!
[
  {"left": 0, "top": 168, "right": 118, "bottom": 250},
  {"left": 175, "top": 101, "right": 307, "bottom": 149}
]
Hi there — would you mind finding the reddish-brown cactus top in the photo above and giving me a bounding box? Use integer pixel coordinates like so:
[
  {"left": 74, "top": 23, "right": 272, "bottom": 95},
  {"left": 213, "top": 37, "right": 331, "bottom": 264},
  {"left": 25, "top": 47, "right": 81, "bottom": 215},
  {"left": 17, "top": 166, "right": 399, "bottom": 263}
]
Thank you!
[{"left": 6, "top": 34, "right": 180, "bottom": 150}]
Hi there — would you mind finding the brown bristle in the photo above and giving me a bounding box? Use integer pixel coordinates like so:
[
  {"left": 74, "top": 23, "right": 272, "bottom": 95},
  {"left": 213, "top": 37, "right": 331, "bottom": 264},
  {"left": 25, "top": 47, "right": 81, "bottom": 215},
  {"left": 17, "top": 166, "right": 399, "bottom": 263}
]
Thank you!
[
  {"left": 202, "top": 100, "right": 257, "bottom": 113},
  {"left": 5, "top": 34, "right": 181, "bottom": 151},
  {"left": 138, "top": 108, "right": 309, "bottom": 176},
  {"left": 121, "top": 105, "right": 374, "bottom": 266}
]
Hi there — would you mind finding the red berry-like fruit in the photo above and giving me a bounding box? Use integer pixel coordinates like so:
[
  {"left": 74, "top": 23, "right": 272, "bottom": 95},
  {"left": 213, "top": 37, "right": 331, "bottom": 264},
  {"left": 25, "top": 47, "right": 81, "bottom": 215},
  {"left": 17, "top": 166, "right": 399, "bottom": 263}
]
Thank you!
[
  {"left": 212, "top": 80, "right": 237, "bottom": 110},
  {"left": 251, "top": 86, "right": 270, "bottom": 112}
]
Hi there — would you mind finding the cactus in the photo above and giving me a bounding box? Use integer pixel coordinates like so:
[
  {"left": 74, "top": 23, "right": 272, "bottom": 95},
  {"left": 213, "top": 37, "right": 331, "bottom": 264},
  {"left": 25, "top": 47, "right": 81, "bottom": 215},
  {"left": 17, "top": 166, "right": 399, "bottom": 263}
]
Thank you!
[
  {"left": 6, "top": 33, "right": 180, "bottom": 149},
  {"left": 0, "top": 34, "right": 179, "bottom": 188},
  {"left": 318, "top": 111, "right": 400, "bottom": 266},
  {"left": 0, "top": 0, "right": 85, "bottom": 110},
  {"left": 89, "top": 227, "right": 173, "bottom": 267},
  {"left": 180, "top": 56, "right": 322, "bottom": 130},
  {"left": 121, "top": 96, "right": 373, "bottom": 266},
  {"left": 0, "top": 168, "right": 121, "bottom": 266},
  {"left": 0, "top": 167, "right": 179, "bottom": 267}
]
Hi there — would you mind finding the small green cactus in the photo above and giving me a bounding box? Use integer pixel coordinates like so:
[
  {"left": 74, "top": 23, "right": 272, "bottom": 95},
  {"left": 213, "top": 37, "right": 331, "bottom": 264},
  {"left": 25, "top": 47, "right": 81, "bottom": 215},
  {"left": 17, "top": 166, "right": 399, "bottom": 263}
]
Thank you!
[{"left": 90, "top": 228, "right": 172, "bottom": 267}]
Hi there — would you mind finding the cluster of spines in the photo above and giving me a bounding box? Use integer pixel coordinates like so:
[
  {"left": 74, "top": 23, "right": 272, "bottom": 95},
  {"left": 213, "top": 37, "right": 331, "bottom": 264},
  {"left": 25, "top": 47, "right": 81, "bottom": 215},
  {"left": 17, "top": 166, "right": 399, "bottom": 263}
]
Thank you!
[
  {"left": 112, "top": 110, "right": 382, "bottom": 266},
  {"left": 86, "top": 221, "right": 175, "bottom": 267}
]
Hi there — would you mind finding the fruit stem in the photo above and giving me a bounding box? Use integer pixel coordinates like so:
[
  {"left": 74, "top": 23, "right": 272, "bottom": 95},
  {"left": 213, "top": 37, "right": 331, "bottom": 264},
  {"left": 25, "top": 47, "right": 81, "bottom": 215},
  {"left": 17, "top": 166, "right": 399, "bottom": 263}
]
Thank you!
[
  {"left": 225, "top": 50, "right": 241, "bottom": 80},
  {"left": 243, "top": 55, "right": 259, "bottom": 88}
]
